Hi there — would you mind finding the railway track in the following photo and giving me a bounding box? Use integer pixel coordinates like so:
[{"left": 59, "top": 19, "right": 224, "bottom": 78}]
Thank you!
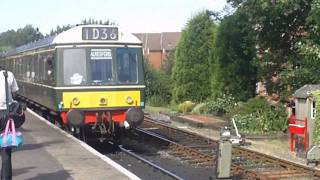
[
  {"left": 142, "top": 115, "right": 320, "bottom": 179},
  {"left": 118, "top": 145, "right": 184, "bottom": 180},
  {"left": 27, "top": 100, "right": 320, "bottom": 179}
]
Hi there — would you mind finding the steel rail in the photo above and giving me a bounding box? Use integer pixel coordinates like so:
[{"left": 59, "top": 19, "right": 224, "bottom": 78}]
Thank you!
[
  {"left": 143, "top": 116, "right": 320, "bottom": 179},
  {"left": 118, "top": 145, "right": 184, "bottom": 180},
  {"left": 138, "top": 123, "right": 274, "bottom": 179},
  {"left": 137, "top": 127, "right": 214, "bottom": 165}
]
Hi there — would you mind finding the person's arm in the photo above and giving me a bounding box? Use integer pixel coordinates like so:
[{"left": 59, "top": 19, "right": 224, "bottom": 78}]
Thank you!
[{"left": 10, "top": 72, "right": 19, "bottom": 99}]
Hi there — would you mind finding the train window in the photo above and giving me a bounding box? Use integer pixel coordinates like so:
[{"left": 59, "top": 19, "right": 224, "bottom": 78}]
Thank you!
[
  {"left": 18, "top": 58, "right": 22, "bottom": 79},
  {"left": 25, "top": 56, "right": 32, "bottom": 82},
  {"left": 11, "top": 59, "right": 17, "bottom": 74},
  {"left": 35, "top": 55, "right": 40, "bottom": 82},
  {"left": 116, "top": 48, "right": 138, "bottom": 84},
  {"left": 31, "top": 55, "right": 36, "bottom": 82},
  {"left": 45, "top": 54, "right": 55, "bottom": 84},
  {"left": 22, "top": 56, "right": 28, "bottom": 81},
  {"left": 9, "top": 60, "right": 13, "bottom": 72},
  {"left": 89, "top": 49, "right": 113, "bottom": 84},
  {"left": 63, "top": 49, "right": 87, "bottom": 85},
  {"left": 40, "top": 54, "right": 46, "bottom": 82}
]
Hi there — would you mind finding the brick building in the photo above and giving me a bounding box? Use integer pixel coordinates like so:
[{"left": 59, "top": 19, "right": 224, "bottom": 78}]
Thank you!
[{"left": 134, "top": 32, "right": 181, "bottom": 69}]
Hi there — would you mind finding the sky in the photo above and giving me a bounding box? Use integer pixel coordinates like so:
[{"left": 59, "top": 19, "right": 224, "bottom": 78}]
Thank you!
[{"left": 0, "top": 0, "right": 227, "bottom": 34}]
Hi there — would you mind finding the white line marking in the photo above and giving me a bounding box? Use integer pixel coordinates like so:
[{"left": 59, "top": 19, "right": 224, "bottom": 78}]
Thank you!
[{"left": 27, "top": 108, "right": 141, "bottom": 180}]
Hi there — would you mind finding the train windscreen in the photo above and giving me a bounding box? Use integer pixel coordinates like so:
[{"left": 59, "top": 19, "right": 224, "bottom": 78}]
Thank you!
[
  {"left": 116, "top": 48, "right": 138, "bottom": 84},
  {"left": 62, "top": 47, "right": 140, "bottom": 86},
  {"left": 63, "top": 49, "right": 87, "bottom": 85}
]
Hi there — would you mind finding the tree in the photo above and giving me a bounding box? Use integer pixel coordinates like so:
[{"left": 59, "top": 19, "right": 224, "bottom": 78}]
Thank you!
[
  {"left": 50, "top": 25, "right": 72, "bottom": 36},
  {"left": 49, "top": 18, "right": 115, "bottom": 36},
  {"left": 211, "top": 11, "right": 257, "bottom": 101},
  {"left": 172, "top": 11, "right": 217, "bottom": 103},
  {"left": 15, "top": 25, "right": 43, "bottom": 46},
  {"left": 160, "top": 49, "right": 175, "bottom": 76},
  {"left": 283, "top": 0, "right": 320, "bottom": 92},
  {"left": 144, "top": 57, "right": 173, "bottom": 106},
  {"left": 227, "top": 0, "right": 315, "bottom": 99},
  {"left": 81, "top": 18, "right": 113, "bottom": 25},
  {"left": 0, "top": 25, "right": 43, "bottom": 49}
]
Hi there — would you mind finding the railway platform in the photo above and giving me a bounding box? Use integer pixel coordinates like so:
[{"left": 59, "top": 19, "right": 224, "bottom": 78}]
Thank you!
[{"left": 4, "top": 109, "right": 140, "bottom": 180}]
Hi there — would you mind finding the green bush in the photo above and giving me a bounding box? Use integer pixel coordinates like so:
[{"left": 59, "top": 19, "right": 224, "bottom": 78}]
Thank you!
[
  {"left": 178, "top": 101, "right": 196, "bottom": 113},
  {"left": 205, "top": 94, "right": 237, "bottom": 116},
  {"left": 191, "top": 103, "right": 207, "bottom": 114},
  {"left": 231, "top": 97, "right": 288, "bottom": 134},
  {"left": 144, "top": 58, "right": 173, "bottom": 106},
  {"left": 147, "top": 95, "right": 169, "bottom": 107},
  {"left": 312, "top": 91, "right": 320, "bottom": 145}
]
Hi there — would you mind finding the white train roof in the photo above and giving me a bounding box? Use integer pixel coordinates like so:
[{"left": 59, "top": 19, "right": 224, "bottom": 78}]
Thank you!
[{"left": 5, "top": 25, "right": 141, "bottom": 56}]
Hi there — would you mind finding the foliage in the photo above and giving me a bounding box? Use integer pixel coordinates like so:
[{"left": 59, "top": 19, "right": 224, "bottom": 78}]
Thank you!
[
  {"left": 280, "top": 40, "right": 320, "bottom": 97},
  {"left": 172, "top": 11, "right": 217, "bottom": 103},
  {"left": 144, "top": 58, "right": 173, "bottom": 106},
  {"left": 160, "top": 49, "right": 175, "bottom": 76},
  {"left": 50, "top": 25, "right": 72, "bottom": 36},
  {"left": 50, "top": 18, "right": 115, "bottom": 36},
  {"left": 210, "top": 11, "right": 257, "bottom": 101},
  {"left": 306, "top": 0, "right": 320, "bottom": 41},
  {"left": 191, "top": 103, "right": 207, "bottom": 114},
  {"left": 81, "top": 18, "right": 114, "bottom": 25},
  {"left": 231, "top": 97, "right": 288, "bottom": 134},
  {"left": 0, "top": 18, "right": 115, "bottom": 51},
  {"left": 178, "top": 101, "right": 196, "bottom": 113},
  {"left": 0, "top": 25, "right": 43, "bottom": 50},
  {"left": 147, "top": 95, "right": 169, "bottom": 107},
  {"left": 205, "top": 93, "right": 237, "bottom": 116},
  {"left": 279, "top": 1, "right": 320, "bottom": 98},
  {"left": 226, "top": 0, "right": 315, "bottom": 100},
  {"left": 312, "top": 90, "right": 320, "bottom": 145}
]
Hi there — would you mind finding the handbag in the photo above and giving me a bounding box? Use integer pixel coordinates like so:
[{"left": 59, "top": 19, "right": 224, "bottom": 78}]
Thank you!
[
  {"left": 8, "top": 101, "right": 25, "bottom": 128},
  {"left": 0, "top": 70, "right": 25, "bottom": 131},
  {"left": 0, "top": 119, "right": 23, "bottom": 148}
]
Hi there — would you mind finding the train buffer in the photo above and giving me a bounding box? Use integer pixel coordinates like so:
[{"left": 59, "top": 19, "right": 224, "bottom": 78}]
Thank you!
[{"left": 10, "top": 109, "right": 140, "bottom": 180}]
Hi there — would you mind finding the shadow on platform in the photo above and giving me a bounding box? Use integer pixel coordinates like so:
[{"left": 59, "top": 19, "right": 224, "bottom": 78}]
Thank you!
[
  {"left": 14, "top": 140, "right": 64, "bottom": 152},
  {"left": 25, "top": 170, "right": 73, "bottom": 180}
]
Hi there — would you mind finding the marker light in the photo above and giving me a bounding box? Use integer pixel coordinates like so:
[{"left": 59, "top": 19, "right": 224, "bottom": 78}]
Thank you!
[
  {"left": 72, "top": 97, "right": 80, "bottom": 105},
  {"left": 126, "top": 96, "right": 133, "bottom": 104}
]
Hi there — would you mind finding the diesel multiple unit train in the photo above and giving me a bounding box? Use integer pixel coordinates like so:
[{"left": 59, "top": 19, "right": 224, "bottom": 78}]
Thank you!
[{"left": 0, "top": 25, "right": 145, "bottom": 141}]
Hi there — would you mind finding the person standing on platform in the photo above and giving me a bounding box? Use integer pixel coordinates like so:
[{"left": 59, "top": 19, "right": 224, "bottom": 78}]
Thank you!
[{"left": 0, "top": 65, "right": 19, "bottom": 180}]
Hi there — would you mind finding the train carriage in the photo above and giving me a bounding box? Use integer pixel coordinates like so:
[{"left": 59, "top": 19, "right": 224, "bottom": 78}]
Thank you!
[{"left": 0, "top": 25, "right": 145, "bottom": 141}]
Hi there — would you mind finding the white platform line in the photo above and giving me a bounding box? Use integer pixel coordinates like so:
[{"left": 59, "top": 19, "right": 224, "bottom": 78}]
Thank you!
[{"left": 27, "top": 109, "right": 141, "bottom": 180}]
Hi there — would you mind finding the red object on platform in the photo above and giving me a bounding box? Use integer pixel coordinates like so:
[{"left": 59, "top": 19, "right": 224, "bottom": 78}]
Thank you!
[{"left": 288, "top": 114, "right": 308, "bottom": 152}]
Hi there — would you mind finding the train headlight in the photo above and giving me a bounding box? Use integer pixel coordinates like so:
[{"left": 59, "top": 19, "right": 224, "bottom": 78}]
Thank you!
[
  {"left": 126, "top": 96, "right": 133, "bottom": 104},
  {"left": 72, "top": 97, "right": 80, "bottom": 106}
]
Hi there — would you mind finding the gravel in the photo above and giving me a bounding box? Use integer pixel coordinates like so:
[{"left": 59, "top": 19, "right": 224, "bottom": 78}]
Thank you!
[{"left": 147, "top": 112, "right": 319, "bottom": 169}]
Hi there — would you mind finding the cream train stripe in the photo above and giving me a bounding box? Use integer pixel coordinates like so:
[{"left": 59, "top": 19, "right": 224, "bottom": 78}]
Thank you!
[
  {"left": 4, "top": 44, "right": 142, "bottom": 59},
  {"left": 17, "top": 80, "right": 145, "bottom": 89},
  {"left": 75, "top": 44, "right": 142, "bottom": 48},
  {"left": 27, "top": 109, "right": 141, "bottom": 180}
]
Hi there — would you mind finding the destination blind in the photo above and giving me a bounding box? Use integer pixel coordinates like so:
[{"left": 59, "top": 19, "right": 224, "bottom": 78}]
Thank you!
[{"left": 82, "top": 27, "right": 118, "bottom": 40}]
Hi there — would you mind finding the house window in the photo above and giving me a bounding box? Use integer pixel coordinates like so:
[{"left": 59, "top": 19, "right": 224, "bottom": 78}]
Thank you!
[{"left": 312, "top": 101, "right": 316, "bottom": 119}]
